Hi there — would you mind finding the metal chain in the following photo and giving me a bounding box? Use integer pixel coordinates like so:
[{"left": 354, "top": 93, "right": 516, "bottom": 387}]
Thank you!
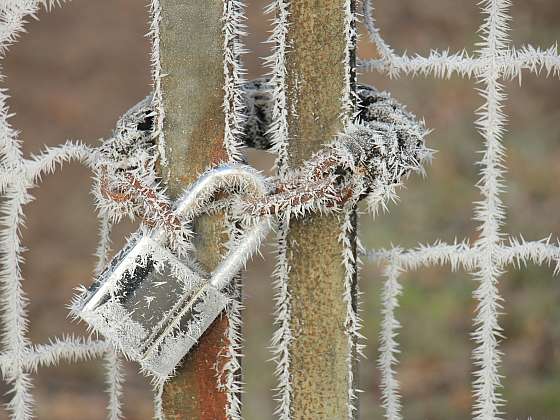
[{"left": 94, "top": 82, "right": 431, "bottom": 241}]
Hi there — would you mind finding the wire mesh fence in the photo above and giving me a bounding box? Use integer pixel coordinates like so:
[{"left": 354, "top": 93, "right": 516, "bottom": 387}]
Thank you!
[{"left": 361, "top": 1, "right": 560, "bottom": 419}]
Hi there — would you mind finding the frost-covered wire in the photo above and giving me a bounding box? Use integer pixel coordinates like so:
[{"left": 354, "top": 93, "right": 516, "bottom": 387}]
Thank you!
[
  {"left": 222, "top": 0, "right": 248, "bottom": 163},
  {"left": 265, "top": 2, "right": 294, "bottom": 418},
  {"left": 378, "top": 252, "right": 403, "bottom": 420},
  {"left": 105, "top": 349, "right": 124, "bottom": 420},
  {"left": 341, "top": 0, "right": 357, "bottom": 124},
  {"left": 370, "top": 240, "right": 560, "bottom": 274},
  {"left": 0, "top": 4, "right": 128, "bottom": 418},
  {"left": 148, "top": 0, "right": 166, "bottom": 168},
  {"left": 218, "top": 52, "right": 265, "bottom": 407},
  {"left": 0, "top": 336, "right": 109, "bottom": 379},
  {"left": 221, "top": 277, "right": 244, "bottom": 420},
  {"left": 369, "top": 237, "right": 560, "bottom": 420},
  {"left": 339, "top": 209, "right": 365, "bottom": 418},
  {"left": 360, "top": 1, "right": 560, "bottom": 419},
  {"left": 264, "top": 0, "right": 290, "bottom": 175},
  {"left": 153, "top": 381, "right": 164, "bottom": 420},
  {"left": 270, "top": 217, "right": 292, "bottom": 420},
  {"left": 0, "top": 0, "right": 256, "bottom": 418},
  {"left": 0, "top": 142, "right": 95, "bottom": 419},
  {"left": 359, "top": 0, "right": 560, "bottom": 82},
  {"left": 497, "top": 236, "right": 560, "bottom": 273},
  {"left": 470, "top": 2, "right": 510, "bottom": 417},
  {"left": 95, "top": 214, "right": 124, "bottom": 420}
]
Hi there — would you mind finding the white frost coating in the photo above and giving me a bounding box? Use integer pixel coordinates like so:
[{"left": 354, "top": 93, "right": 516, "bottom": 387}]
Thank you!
[
  {"left": 81, "top": 301, "right": 148, "bottom": 360},
  {"left": 497, "top": 237, "right": 560, "bottom": 273},
  {"left": 222, "top": 0, "right": 248, "bottom": 163},
  {"left": 369, "top": 241, "right": 481, "bottom": 273},
  {"left": 265, "top": 2, "right": 293, "bottom": 417},
  {"left": 341, "top": 0, "right": 356, "bottom": 124},
  {"left": 360, "top": 0, "right": 560, "bottom": 82},
  {"left": 340, "top": 4, "right": 362, "bottom": 411},
  {"left": 175, "top": 163, "right": 270, "bottom": 222},
  {"left": 378, "top": 252, "right": 403, "bottom": 420},
  {"left": 0, "top": 4, "right": 124, "bottom": 417},
  {"left": 219, "top": 233, "right": 244, "bottom": 420},
  {"left": 155, "top": 290, "right": 227, "bottom": 381},
  {"left": 270, "top": 218, "right": 292, "bottom": 420},
  {"left": 105, "top": 349, "right": 124, "bottom": 420},
  {"left": 96, "top": 215, "right": 125, "bottom": 420},
  {"left": 153, "top": 381, "right": 165, "bottom": 420},
  {"left": 0, "top": 142, "right": 94, "bottom": 418},
  {"left": 149, "top": 0, "right": 166, "bottom": 167},
  {"left": 369, "top": 237, "right": 560, "bottom": 420},
  {"left": 149, "top": 2, "right": 165, "bottom": 412},
  {"left": 370, "top": 238, "right": 560, "bottom": 278},
  {"left": 0, "top": 336, "right": 109, "bottom": 377},
  {"left": 95, "top": 215, "right": 113, "bottom": 278},
  {"left": 217, "top": 215, "right": 273, "bottom": 419},
  {"left": 339, "top": 208, "right": 365, "bottom": 419},
  {"left": 264, "top": 0, "right": 290, "bottom": 175},
  {"left": 0, "top": 1, "right": 557, "bottom": 419},
  {"left": 223, "top": 289, "right": 243, "bottom": 420},
  {"left": 139, "top": 287, "right": 229, "bottom": 384},
  {"left": 470, "top": 2, "right": 509, "bottom": 418}
]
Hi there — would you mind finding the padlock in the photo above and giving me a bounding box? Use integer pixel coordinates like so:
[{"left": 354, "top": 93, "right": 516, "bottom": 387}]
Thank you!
[{"left": 72, "top": 164, "right": 272, "bottom": 382}]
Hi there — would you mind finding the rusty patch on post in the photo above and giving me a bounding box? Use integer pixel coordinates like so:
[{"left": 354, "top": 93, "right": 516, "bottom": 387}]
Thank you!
[{"left": 158, "top": 0, "right": 235, "bottom": 418}]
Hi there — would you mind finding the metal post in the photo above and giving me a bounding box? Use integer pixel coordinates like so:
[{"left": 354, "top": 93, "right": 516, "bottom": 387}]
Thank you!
[
  {"left": 284, "top": 1, "right": 357, "bottom": 418},
  {"left": 157, "top": 1, "right": 232, "bottom": 418}
]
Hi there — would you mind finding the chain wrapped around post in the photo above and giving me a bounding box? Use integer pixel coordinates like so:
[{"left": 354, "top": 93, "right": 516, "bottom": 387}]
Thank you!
[
  {"left": 92, "top": 82, "right": 430, "bottom": 241},
  {"left": 75, "top": 80, "right": 431, "bottom": 383}
]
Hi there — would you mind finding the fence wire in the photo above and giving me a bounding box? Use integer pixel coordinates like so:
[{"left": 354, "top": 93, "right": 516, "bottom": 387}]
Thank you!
[
  {"left": 0, "top": 1, "right": 559, "bottom": 420},
  {"left": 362, "top": 1, "right": 560, "bottom": 419}
]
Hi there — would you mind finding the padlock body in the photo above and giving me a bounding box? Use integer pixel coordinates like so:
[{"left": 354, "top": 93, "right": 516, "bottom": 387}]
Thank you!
[{"left": 74, "top": 234, "right": 229, "bottom": 381}]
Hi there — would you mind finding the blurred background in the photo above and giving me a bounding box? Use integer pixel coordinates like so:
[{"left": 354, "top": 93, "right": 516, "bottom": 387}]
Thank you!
[{"left": 1, "top": 0, "right": 560, "bottom": 418}]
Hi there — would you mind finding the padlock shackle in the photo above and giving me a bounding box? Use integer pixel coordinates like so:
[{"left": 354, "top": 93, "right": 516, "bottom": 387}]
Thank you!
[
  {"left": 149, "top": 163, "right": 269, "bottom": 245},
  {"left": 209, "top": 217, "right": 272, "bottom": 291},
  {"left": 173, "top": 164, "right": 269, "bottom": 220},
  {"left": 169, "top": 163, "right": 273, "bottom": 290}
]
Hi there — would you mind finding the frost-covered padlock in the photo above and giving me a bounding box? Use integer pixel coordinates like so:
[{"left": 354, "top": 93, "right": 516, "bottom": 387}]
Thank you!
[{"left": 73, "top": 165, "right": 271, "bottom": 381}]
